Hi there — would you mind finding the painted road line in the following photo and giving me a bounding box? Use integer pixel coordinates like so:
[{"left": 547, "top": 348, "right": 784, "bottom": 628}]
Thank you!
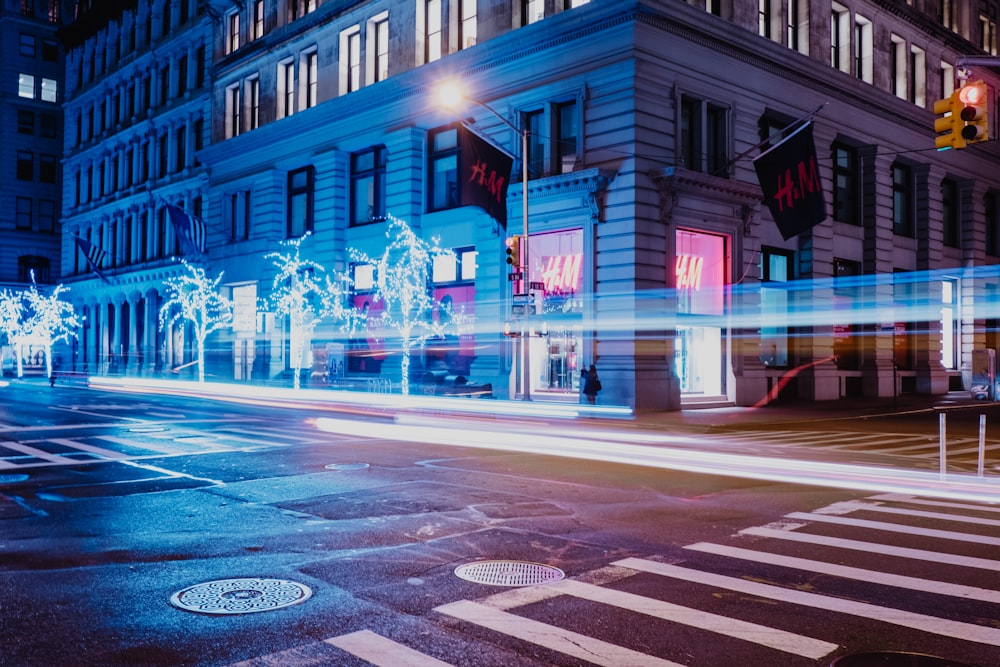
[
  {"left": 614, "top": 557, "right": 1000, "bottom": 646},
  {"left": 0, "top": 442, "right": 78, "bottom": 465},
  {"left": 434, "top": 599, "right": 683, "bottom": 667},
  {"left": 47, "top": 437, "right": 128, "bottom": 461},
  {"left": 686, "top": 542, "right": 1000, "bottom": 604},
  {"left": 740, "top": 525, "right": 1000, "bottom": 571},
  {"left": 325, "top": 630, "right": 453, "bottom": 667},
  {"left": 868, "top": 493, "right": 1000, "bottom": 514},
  {"left": 785, "top": 512, "right": 1000, "bottom": 546},
  {"left": 548, "top": 578, "right": 838, "bottom": 659},
  {"left": 850, "top": 503, "right": 1000, "bottom": 527}
]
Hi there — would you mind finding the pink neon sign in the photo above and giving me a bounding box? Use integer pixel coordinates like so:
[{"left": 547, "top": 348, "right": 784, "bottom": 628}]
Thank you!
[
  {"left": 675, "top": 254, "right": 703, "bottom": 291},
  {"left": 541, "top": 254, "right": 582, "bottom": 293}
]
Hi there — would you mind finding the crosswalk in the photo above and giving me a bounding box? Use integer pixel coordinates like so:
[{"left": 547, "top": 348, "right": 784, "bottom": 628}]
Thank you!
[
  {"left": 0, "top": 412, "right": 331, "bottom": 470},
  {"left": 227, "top": 492, "right": 1000, "bottom": 666},
  {"left": 707, "top": 427, "right": 1000, "bottom": 469}
]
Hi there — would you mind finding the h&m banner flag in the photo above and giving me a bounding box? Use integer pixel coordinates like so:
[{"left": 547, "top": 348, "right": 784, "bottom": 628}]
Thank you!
[
  {"left": 753, "top": 121, "right": 827, "bottom": 240},
  {"left": 165, "top": 202, "right": 208, "bottom": 258},
  {"left": 457, "top": 124, "right": 514, "bottom": 229},
  {"left": 74, "top": 236, "right": 109, "bottom": 283}
]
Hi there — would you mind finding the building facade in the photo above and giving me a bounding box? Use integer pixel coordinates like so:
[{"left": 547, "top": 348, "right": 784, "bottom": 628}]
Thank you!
[{"left": 58, "top": 0, "right": 1000, "bottom": 411}]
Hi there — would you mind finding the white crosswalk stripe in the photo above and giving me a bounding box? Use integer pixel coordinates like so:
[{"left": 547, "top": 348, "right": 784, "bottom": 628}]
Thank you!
[{"left": 227, "top": 492, "right": 1000, "bottom": 666}]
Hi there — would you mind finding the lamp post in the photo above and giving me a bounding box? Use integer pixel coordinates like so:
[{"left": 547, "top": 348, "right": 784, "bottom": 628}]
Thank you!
[{"left": 437, "top": 82, "right": 531, "bottom": 400}]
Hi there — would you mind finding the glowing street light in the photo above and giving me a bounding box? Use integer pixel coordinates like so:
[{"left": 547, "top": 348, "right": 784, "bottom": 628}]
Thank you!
[{"left": 436, "top": 80, "right": 532, "bottom": 401}]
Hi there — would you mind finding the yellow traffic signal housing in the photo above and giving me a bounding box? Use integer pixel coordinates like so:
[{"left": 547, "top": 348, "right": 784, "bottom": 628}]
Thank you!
[
  {"left": 959, "top": 80, "right": 989, "bottom": 145},
  {"left": 934, "top": 92, "right": 965, "bottom": 150},
  {"left": 505, "top": 235, "right": 521, "bottom": 268}
]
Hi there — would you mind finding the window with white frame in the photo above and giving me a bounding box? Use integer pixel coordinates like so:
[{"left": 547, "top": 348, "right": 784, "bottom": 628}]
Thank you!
[
  {"left": 680, "top": 95, "right": 730, "bottom": 177},
  {"left": 18, "top": 73, "right": 34, "bottom": 98},
  {"left": 522, "top": 0, "right": 544, "bottom": 25},
  {"left": 369, "top": 13, "right": 389, "bottom": 83},
  {"left": 982, "top": 14, "right": 998, "bottom": 55},
  {"left": 422, "top": 0, "right": 442, "bottom": 64},
  {"left": 459, "top": 0, "right": 477, "bottom": 49},
  {"left": 302, "top": 49, "right": 318, "bottom": 109},
  {"left": 758, "top": 0, "right": 773, "bottom": 40},
  {"left": 40, "top": 78, "right": 56, "bottom": 102},
  {"left": 278, "top": 58, "right": 295, "bottom": 118},
  {"left": 760, "top": 247, "right": 792, "bottom": 368},
  {"left": 252, "top": 0, "right": 265, "bottom": 40},
  {"left": 226, "top": 10, "right": 240, "bottom": 54},
  {"left": 854, "top": 15, "right": 872, "bottom": 83},
  {"left": 909, "top": 45, "right": 926, "bottom": 107},
  {"left": 340, "top": 26, "right": 361, "bottom": 94},
  {"left": 831, "top": 3, "right": 850, "bottom": 73},
  {"left": 941, "top": 0, "right": 957, "bottom": 31},
  {"left": 226, "top": 83, "right": 241, "bottom": 138},
  {"left": 787, "top": 0, "right": 808, "bottom": 54},
  {"left": 890, "top": 34, "right": 906, "bottom": 99},
  {"left": 941, "top": 62, "right": 955, "bottom": 99},
  {"left": 248, "top": 76, "right": 260, "bottom": 130}
]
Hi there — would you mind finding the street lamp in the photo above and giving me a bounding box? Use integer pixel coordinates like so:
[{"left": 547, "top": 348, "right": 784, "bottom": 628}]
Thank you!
[{"left": 436, "top": 81, "right": 532, "bottom": 400}]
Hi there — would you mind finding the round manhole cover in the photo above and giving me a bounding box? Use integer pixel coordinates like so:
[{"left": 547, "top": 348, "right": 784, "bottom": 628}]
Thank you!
[
  {"left": 454, "top": 560, "right": 565, "bottom": 587},
  {"left": 169, "top": 578, "right": 312, "bottom": 615},
  {"left": 325, "top": 463, "right": 370, "bottom": 471}
]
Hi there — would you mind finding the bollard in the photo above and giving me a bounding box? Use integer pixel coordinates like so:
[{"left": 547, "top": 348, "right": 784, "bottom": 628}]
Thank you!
[
  {"left": 979, "top": 414, "right": 986, "bottom": 477},
  {"left": 939, "top": 413, "right": 947, "bottom": 479}
]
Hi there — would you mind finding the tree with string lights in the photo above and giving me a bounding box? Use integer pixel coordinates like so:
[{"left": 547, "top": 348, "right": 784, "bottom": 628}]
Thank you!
[
  {"left": 159, "top": 261, "right": 233, "bottom": 383},
  {"left": 0, "top": 275, "right": 79, "bottom": 379}
]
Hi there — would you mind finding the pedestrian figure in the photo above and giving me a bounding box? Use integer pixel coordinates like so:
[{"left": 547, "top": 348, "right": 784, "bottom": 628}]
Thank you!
[{"left": 583, "top": 363, "right": 601, "bottom": 404}]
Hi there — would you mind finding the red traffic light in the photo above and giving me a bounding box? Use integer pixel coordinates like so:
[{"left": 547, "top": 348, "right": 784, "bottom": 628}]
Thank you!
[{"left": 959, "top": 83, "right": 985, "bottom": 106}]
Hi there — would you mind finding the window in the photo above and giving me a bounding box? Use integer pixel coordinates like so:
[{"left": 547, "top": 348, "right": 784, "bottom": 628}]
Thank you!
[
  {"left": 18, "top": 110, "right": 34, "bottom": 134},
  {"left": 555, "top": 100, "right": 578, "bottom": 174},
  {"left": 20, "top": 33, "right": 36, "bottom": 57},
  {"left": 341, "top": 27, "right": 361, "bottom": 93},
  {"left": 787, "top": 0, "right": 806, "bottom": 53},
  {"left": 16, "top": 197, "right": 32, "bottom": 230},
  {"left": 47, "top": 0, "right": 58, "bottom": 22},
  {"left": 253, "top": 0, "right": 265, "bottom": 40},
  {"left": 680, "top": 95, "right": 730, "bottom": 176},
  {"left": 909, "top": 45, "right": 926, "bottom": 107},
  {"left": 459, "top": 0, "right": 477, "bottom": 49},
  {"left": 988, "top": 191, "right": 1000, "bottom": 256},
  {"left": 429, "top": 126, "right": 459, "bottom": 211},
  {"left": 160, "top": 64, "right": 170, "bottom": 104},
  {"left": 18, "top": 256, "right": 50, "bottom": 283},
  {"left": 424, "top": 0, "right": 442, "bottom": 63},
  {"left": 832, "top": 142, "right": 859, "bottom": 225},
  {"left": 227, "top": 11, "right": 240, "bottom": 54},
  {"left": 41, "top": 39, "right": 58, "bottom": 62},
  {"left": 522, "top": 0, "right": 544, "bottom": 25},
  {"left": 175, "top": 125, "right": 186, "bottom": 172},
  {"left": 833, "top": 259, "right": 861, "bottom": 369},
  {"left": 941, "top": 278, "right": 959, "bottom": 369},
  {"left": 39, "top": 154, "right": 56, "bottom": 183},
  {"left": 942, "top": 178, "right": 959, "bottom": 247},
  {"left": 159, "top": 132, "right": 169, "bottom": 177},
  {"left": 941, "top": 0, "right": 957, "bottom": 31},
  {"left": 854, "top": 15, "right": 872, "bottom": 83},
  {"left": 940, "top": 62, "right": 955, "bottom": 99},
  {"left": 525, "top": 110, "right": 544, "bottom": 179},
  {"left": 351, "top": 146, "right": 387, "bottom": 225},
  {"left": 758, "top": 0, "right": 772, "bottom": 40},
  {"left": 831, "top": 3, "right": 849, "bottom": 73},
  {"left": 892, "top": 162, "right": 914, "bottom": 236},
  {"left": 304, "top": 50, "right": 318, "bottom": 108},
  {"left": 278, "top": 59, "right": 295, "bottom": 118},
  {"left": 17, "top": 151, "right": 33, "bottom": 180},
  {"left": 18, "top": 73, "right": 35, "bottom": 98},
  {"left": 228, "top": 191, "right": 251, "bottom": 241},
  {"left": 196, "top": 47, "right": 206, "bottom": 88},
  {"left": 227, "top": 83, "right": 241, "bottom": 138},
  {"left": 287, "top": 167, "right": 314, "bottom": 237},
  {"left": 248, "top": 77, "right": 260, "bottom": 130},
  {"left": 371, "top": 15, "right": 389, "bottom": 83},
  {"left": 891, "top": 35, "right": 905, "bottom": 99},
  {"left": 760, "top": 247, "right": 792, "bottom": 368},
  {"left": 39, "top": 200, "right": 55, "bottom": 233},
  {"left": 177, "top": 54, "right": 188, "bottom": 96},
  {"left": 981, "top": 14, "right": 998, "bottom": 55}
]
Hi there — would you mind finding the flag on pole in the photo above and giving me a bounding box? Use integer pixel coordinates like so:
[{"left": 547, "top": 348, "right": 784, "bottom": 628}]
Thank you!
[
  {"left": 457, "top": 124, "right": 514, "bottom": 229},
  {"left": 164, "top": 202, "right": 207, "bottom": 258},
  {"left": 74, "top": 236, "right": 110, "bottom": 283},
  {"left": 753, "top": 121, "right": 827, "bottom": 240}
]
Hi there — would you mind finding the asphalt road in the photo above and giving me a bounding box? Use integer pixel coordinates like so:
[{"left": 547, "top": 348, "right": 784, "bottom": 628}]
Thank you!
[{"left": 1, "top": 380, "right": 998, "bottom": 667}]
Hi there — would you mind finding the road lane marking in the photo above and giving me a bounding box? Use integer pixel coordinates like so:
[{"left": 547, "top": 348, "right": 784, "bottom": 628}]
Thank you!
[
  {"left": 613, "top": 557, "right": 1000, "bottom": 646},
  {"left": 47, "top": 437, "right": 128, "bottom": 460},
  {"left": 325, "top": 630, "right": 452, "bottom": 667},
  {"left": 434, "top": 600, "right": 684, "bottom": 667},
  {"left": 546, "top": 578, "right": 838, "bottom": 659},
  {"left": 785, "top": 512, "right": 1000, "bottom": 546},
  {"left": 686, "top": 542, "right": 1000, "bottom": 603},
  {"left": 0, "top": 442, "right": 78, "bottom": 464},
  {"left": 868, "top": 493, "right": 1000, "bottom": 513},
  {"left": 739, "top": 525, "right": 1000, "bottom": 571},
  {"left": 834, "top": 501, "right": 1000, "bottom": 527}
]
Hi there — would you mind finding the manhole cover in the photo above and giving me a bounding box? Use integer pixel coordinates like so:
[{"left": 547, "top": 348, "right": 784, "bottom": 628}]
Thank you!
[
  {"left": 169, "top": 578, "right": 312, "bottom": 615},
  {"left": 325, "top": 463, "right": 370, "bottom": 471},
  {"left": 454, "top": 560, "right": 565, "bottom": 587}
]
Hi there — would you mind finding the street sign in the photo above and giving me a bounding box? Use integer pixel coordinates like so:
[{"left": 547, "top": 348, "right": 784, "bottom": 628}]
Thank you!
[
  {"left": 512, "top": 304, "right": 526, "bottom": 316},
  {"left": 508, "top": 272, "right": 523, "bottom": 281},
  {"left": 529, "top": 281, "right": 545, "bottom": 291}
]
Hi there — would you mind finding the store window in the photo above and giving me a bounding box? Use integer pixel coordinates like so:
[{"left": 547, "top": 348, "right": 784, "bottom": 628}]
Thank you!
[
  {"left": 676, "top": 229, "right": 728, "bottom": 396},
  {"left": 760, "top": 248, "right": 792, "bottom": 368},
  {"left": 833, "top": 258, "right": 861, "bottom": 370},
  {"left": 941, "top": 278, "right": 959, "bottom": 369}
]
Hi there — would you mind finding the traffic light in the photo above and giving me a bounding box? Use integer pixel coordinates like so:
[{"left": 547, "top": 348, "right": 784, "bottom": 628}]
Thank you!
[
  {"left": 959, "top": 80, "right": 989, "bottom": 145},
  {"left": 934, "top": 91, "right": 965, "bottom": 150},
  {"left": 505, "top": 235, "right": 521, "bottom": 269}
]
